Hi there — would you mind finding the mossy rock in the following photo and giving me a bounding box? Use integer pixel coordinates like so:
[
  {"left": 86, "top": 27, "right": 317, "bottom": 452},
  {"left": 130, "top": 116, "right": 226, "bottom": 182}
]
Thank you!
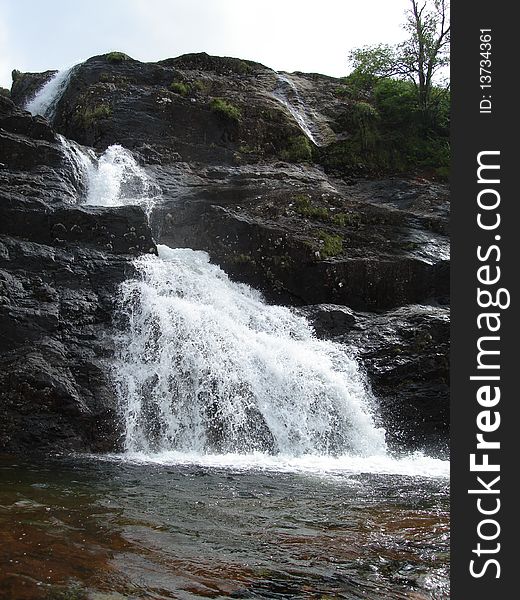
[
  {"left": 210, "top": 98, "right": 241, "bottom": 122},
  {"left": 280, "top": 135, "right": 313, "bottom": 162},
  {"left": 169, "top": 81, "right": 190, "bottom": 96},
  {"left": 316, "top": 230, "right": 343, "bottom": 258},
  {"left": 105, "top": 51, "right": 131, "bottom": 63},
  {"left": 78, "top": 103, "right": 112, "bottom": 127}
]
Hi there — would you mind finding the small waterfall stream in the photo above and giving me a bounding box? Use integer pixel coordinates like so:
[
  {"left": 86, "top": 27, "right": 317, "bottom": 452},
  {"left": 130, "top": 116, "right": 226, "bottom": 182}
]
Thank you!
[
  {"left": 24, "top": 66, "right": 78, "bottom": 121},
  {"left": 273, "top": 74, "right": 322, "bottom": 146}
]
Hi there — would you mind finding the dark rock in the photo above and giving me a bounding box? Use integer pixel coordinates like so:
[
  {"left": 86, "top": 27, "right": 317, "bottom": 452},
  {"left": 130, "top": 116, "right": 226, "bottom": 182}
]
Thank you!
[
  {"left": 10, "top": 69, "right": 56, "bottom": 107},
  {"left": 152, "top": 167, "right": 449, "bottom": 310},
  {"left": 343, "top": 305, "right": 450, "bottom": 455},
  {"left": 0, "top": 105, "right": 157, "bottom": 454},
  {"left": 298, "top": 304, "right": 357, "bottom": 336}
]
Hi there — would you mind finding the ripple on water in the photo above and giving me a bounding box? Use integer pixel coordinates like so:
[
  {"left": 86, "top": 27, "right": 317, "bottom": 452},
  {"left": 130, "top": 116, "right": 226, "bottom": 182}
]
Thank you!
[{"left": 0, "top": 455, "right": 449, "bottom": 599}]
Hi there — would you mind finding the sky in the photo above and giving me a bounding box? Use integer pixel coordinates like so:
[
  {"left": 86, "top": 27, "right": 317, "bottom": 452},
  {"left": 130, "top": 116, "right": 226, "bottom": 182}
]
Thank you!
[{"left": 0, "top": 0, "right": 412, "bottom": 89}]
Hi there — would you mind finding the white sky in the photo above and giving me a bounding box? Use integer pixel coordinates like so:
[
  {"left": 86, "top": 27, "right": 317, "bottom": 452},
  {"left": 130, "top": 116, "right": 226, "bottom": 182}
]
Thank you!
[{"left": 0, "top": 0, "right": 412, "bottom": 89}]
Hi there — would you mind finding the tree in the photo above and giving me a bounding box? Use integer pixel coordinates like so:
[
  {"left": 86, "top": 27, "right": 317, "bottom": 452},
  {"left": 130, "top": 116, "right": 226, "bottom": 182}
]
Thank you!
[{"left": 349, "top": 0, "right": 450, "bottom": 112}]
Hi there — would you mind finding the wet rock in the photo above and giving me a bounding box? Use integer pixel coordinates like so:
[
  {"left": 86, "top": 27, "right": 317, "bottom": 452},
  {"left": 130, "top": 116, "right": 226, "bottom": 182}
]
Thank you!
[
  {"left": 0, "top": 105, "right": 156, "bottom": 454},
  {"left": 298, "top": 304, "right": 357, "bottom": 336},
  {"left": 152, "top": 168, "right": 449, "bottom": 310},
  {"left": 345, "top": 305, "right": 449, "bottom": 455}
]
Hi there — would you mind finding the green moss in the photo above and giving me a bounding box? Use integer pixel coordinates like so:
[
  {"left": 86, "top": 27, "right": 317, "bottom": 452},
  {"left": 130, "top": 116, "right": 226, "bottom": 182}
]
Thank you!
[
  {"left": 210, "top": 98, "right": 241, "bottom": 121},
  {"left": 316, "top": 231, "right": 343, "bottom": 258},
  {"left": 280, "top": 135, "right": 313, "bottom": 162},
  {"left": 192, "top": 79, "right": 210, "bottom": 94},
  {"left": 105, "top": 51, "right": 131, "bottom": 63},
  {"left": 80, "top": 103, "right": 112, "bottom": 127},
  {"left": 293, "top": 195, "right": 329, "bottom": 220},
  {"left": 334, "top": 86, "right": 350, "bottom": 97},
  {"left": 331, "top": 212, "right": 361, "bottom": 227},
  {"left": 169, "top": 81, "right": 189, "bottom": 95}
]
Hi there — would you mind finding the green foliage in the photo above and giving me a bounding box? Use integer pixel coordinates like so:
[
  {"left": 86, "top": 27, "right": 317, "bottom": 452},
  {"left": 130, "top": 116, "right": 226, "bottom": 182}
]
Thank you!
[
  {"left": 322, "top": 76, "right": 449, "bottom": 178},
  {"left": 316, "top": 231, "right": 343, "bottom": 258},
  {"left": 11, "top": 69, "right": 21, "bottom": 82},
  {"left": 348, "top": 0, "right": 450, "bottom": 111},
  {"left": 0, "top": 87, "right": 9, "bottom": 97},
  {"left": 293, "top": 195, "right": 329, "bottom": 220},
  {"left": 349, "top": 44, "right": 396, "bottom": 85},
  {"left": 350, "top": 101, "right": 380, "bottom": 150},
  {"left": 331, "top": 212, "right": 361, "bottom": 227},
  {"left": 106, "top": 51, "right": 131, "bottom": 63},
  {"left": 192, "top": 79, "right": 210, "bottom": 94},
  {"left": 280, "top": 135, "right": 313, "bottom": 162},
  {"left": 169, "top": 81, "right": 189, "bottom": 95},
  {"left": 210, "top": 98, "right": 241, "bottom": 121},
  {"left": 80, "top": 103, "right": 112, "bottom": 127}
]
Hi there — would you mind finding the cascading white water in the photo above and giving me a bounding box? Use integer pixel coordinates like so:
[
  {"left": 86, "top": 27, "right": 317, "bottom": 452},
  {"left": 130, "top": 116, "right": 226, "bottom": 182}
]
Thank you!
[
  {"left": 77, "top": 140, "right": 449, "bottom": 476},
  {"left": 274, "top": 74, "right": 321, "bottom": 146},
  {"left": 56, "top": 140, "right": 161, "bottom": 211},
  {"left": 58, "top": 135, "right": 96, "bottom": 199},
  {"left": 24, "top": 66, "right": 76, "bottom": 120},
  {"left": 114, "top": 246, "right": 387, "bottom": 456},
  {"left": 80, "top": 143, "right": 386, "bottom": 457},
  {"left": 85, "top": 145, "right": 161, "bottom": 216}
]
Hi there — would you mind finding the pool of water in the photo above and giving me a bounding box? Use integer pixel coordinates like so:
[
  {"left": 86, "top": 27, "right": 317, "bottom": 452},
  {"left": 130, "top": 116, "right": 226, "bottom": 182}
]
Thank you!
[{"left": 0, "top": 454, "right": 449, "bottom": 599}]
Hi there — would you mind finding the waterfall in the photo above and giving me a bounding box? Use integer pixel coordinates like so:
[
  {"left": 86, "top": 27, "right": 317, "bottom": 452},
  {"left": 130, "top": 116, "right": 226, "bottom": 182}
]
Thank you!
[
  {"left": 58, "top": 135, "right": 96, "bottom": 199},
  {"left": 24, "top": 66, "right": 77, "bottom": 121},
  {"left": 85, "top": 145, "right": 161, "bottom": 216},
  {"left": 114, "top": 246, "right": 387, "bottom": 456},
  {"left": 81, "top": 144, "right": 387, "bottom": 459},
  {"left": 273, "top": 74, "right": 321, "bottom": 146}
]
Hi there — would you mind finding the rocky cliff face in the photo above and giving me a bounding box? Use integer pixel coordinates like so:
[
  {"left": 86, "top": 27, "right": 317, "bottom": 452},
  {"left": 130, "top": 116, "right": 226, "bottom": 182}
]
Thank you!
[
  {"left": 2, "top": 53, "right": 449, "bottom": 455},
  {"left": 0, "top": 94, "right": 156, "bottom": 452}
]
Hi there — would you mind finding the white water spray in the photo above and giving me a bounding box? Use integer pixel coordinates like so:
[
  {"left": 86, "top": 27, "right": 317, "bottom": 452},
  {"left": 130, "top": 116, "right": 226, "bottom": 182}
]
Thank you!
[
  {"left": 80, "top": 143, "right": 386, "bottom": 457},
  {"left": 85, "top": 145, "right": 161, "bottom": 216},
  {"left": 25, "top": 66, "right": 76, "bottom": 120},
  {"left": 58, "top": 135, "right": 96, "bottom": 198},
  {"left": 114, "top": 246, "right": 387, "bottom": 457}
]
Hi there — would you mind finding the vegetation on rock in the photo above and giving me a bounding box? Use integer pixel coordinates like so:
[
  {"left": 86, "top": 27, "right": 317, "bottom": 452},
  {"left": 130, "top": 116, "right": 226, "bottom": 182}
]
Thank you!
[
  {"left": 169, "top": 81, "right": 190, "bottom": 96},
  {"left": 105, "top": 51, "right": 131, "bottom": 63},
  {"left": 331, "top": 0, "right": 450, "bottom": 179},
  {"left": 210, "top": 97, "right": 241, "bottom": 121},
  {"left": 280, "top": 135, "right": 313, "bottom": 162},
  {"left": 80, "top": 103, "right": 112, "bottom": 126},
  {"left": 316, "top": 231, "right": 343, "bottom": 258}
]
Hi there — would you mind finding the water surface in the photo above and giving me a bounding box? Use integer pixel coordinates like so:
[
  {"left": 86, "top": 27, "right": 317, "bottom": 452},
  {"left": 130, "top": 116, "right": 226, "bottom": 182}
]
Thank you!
[{"left": 1, "top": 455, "right": 449, "bottom": 599}]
